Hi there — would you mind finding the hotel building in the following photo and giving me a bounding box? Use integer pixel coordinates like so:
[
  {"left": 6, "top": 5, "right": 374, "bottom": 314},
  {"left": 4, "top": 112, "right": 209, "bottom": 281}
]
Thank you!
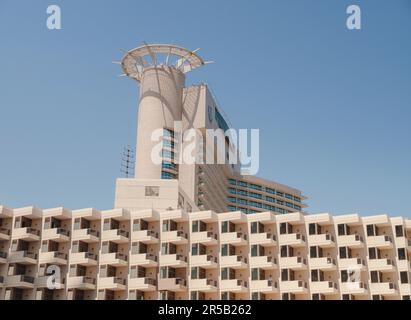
[{"left": 0, "top": 44, "right": 410, "bottom": 300}]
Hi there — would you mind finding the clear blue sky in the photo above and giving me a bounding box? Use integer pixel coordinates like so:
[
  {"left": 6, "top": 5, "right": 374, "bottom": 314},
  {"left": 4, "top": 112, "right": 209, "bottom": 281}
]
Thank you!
[{"left": 0, "top": 0, "right": 410, "bottom": 217}]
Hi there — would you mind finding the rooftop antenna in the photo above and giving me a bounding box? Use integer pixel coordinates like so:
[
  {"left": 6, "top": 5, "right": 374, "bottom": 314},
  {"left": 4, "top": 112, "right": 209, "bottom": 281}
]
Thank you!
[{"left": 120, "top": 146, "right": 135, "bottom": 178}]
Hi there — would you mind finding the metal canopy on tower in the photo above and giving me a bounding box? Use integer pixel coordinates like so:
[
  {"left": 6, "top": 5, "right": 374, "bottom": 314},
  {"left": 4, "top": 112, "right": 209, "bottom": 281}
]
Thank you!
[{"left": 116, "top": 43, "right": 213, "bottom": 81}]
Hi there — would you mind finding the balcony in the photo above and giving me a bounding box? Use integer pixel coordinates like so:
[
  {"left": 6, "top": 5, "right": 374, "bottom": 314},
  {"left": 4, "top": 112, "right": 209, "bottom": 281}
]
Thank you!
[
  {"left": 337, "top": 234, "right": 364, "bottom": 248},
  {"left": 130, "top": 253, "right": 158, "bottom": 267},
  {"left": 0, "top": 228, "right": 11, "bottom": 241},
  {"left": 100, "top": 252, "right": 128, "bottom": 267},
  {"left": 249, "top": 256, "right": 277, "bottom": 269},
  {"left": 67, "top": 276, "right": 96, "bottom": 290},
  {"left": 340, "top": 282, "right": 368, "bottom": 295},
  {"left": 220, "top": 255, "right": 248, "bottom": 269},
  {"left": 8, "top": 251, "right": 37, "bottom": 265},
  {"left": 0, "top": 276, "right": 4, "bottom": 287},
  {"left": 70, "top": 252, "right": 98, "bottom": 266},
  {"left": 72, "top": 228, "right": 100, "bottom": 243},
  {"left": 12, "top": 227, "right": 40, "bottom": 241},
  {"left": 309, "top": 257, "right": 337, "bottom": 271},
  {"left": 279, "top": 256, "right": 307, "bottom": 270},
  {"left": 39, "top": 251, "right": 68, "bottom": 265},
  {"left": 160, "top": 254, "right": 187, "bottom": 268},
  {"left": 190, "top": 255, "right": 218, "bottom": 269},
  {"left": 128, "top": 277, "right": 157, "bottom": 291},
  {"left": 158, "top": 278, "right": 187, "bottom": 292},
  {"left": 250, "top": 280, "right": 278, "bottom": 293},
  {"left": 190, "top": 279, "right": 218, "bottom": 292},
  {"left": 366, "top": 235, "right": 393, "bottom": 249},
  {"left": 191, "top": 231, "right": 218, "bottom": 246},
  {"left": 131, "top": 230, "right": 159, "bottom": 244},
  {"left": 102, "top": 229, "right": 129, "bottom": 244},
  {"left": 0, "top": 251, "right": 7, "bottom": 264},
  {"left": 162, "top": 230, "right": 188, "bottom": 245},
  {"left": 5, "top": 275, "right": 35, "bottom": 289},
  {"left": 220, "top": 232, "right": 248, "bottom": 246},
  {"left": 308, "top": 234, "right": 335, "bottom": 248},
  {"left": 338, "top": 258, "right": 366, "bottom": 271},
  {"left": 249, "top": 233, "right": 276, "bottom": 246},
  {"left": 279, "top": 280, "right": 308, "bottom": 294},
  {"left": 369, "top": 282, "right": 398, "bottom": 296},
  {"left": 35, "top": 276, "right": 65, "bottom": 289},
  {"left": 42, "top": 228, "right": 70, "bottom": 242},
  {"left": 278, "top": 233, "right": 305, "bottom": 247},
  {"left": 310, "top": 281, "right": 338, "bottom": 295},
  {"left": 368, "top": 258, "right": 396, "bottom": 272},
  {"left": 98, "top": 277, "right": 127, "bottom": 291},
  {"left": 220, "top": 279, "right": 248, "bottom": 293}
]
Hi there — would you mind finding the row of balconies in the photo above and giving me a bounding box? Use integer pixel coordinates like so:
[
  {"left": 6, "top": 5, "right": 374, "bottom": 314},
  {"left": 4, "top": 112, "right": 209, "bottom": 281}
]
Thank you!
[
  {"left": 2, "top": 225, "right": 409, "bottom": 252},
  {"left": 0, "top": 273, "right": 405, "bottom": 298}
]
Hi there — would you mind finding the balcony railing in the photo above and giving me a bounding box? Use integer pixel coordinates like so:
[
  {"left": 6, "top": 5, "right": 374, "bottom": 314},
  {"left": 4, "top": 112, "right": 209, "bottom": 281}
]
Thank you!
[
  {"left": 53, "top": 252, "right": 68, "bottom": 260},
  {"left": 206, "top": 279, "right": 218, "bottom": 287},
  {"left": 146, "top": 253, "right": 158, "bottom": 262},
  {"left": 83, "top": 277, "right": 96, "bottom": 285},
  {"left": 84, "top": 252, "right": 98, "bottom": 260},
  {"left": 113, "top": 277, "right": 127, "bottom": 285},
  {"left": 18, "top": 275, "right": 35, "bottom": 284},
  {"left": 207, "top": 231, "right": 218, "bottom": 240},
  {"left": 21, "top": 251, "right": 37, "bottom": 259},
  {"left": 298, "top": 280, "right": 308, "bottom": 288},
  {"left": 175, "top": 278, "right": 186, "bottom": 286},
  {"left": 237, "top": 232, "right": 247, "bottom": 241},
  {"left": 26, "top": 228, "right": 40, "bottom": 236},
  {"left": 267, "top": 256, "right": 277, "bottom": 264},
  {"left": 117, "top": 229, "right": 129, "bottom": 238},
  {"left": 0, "top": 228, "right": 10, "bottom": 235},
  {"left": 144, "top": 278, "right": 157, "bottom": 286},
  {"left": 267, "top": 280, "right": 278, "bottom": 288},
  {"left": 56, "top": 228, "right": 70, "bottom": 237},
  {"left": 207, "top": 255, "right": 218, "bottom": 263},
  {"left": 296, "top": 256, "right": 307, "bottom": 264},
  {"left": 328, "top": 281, "right": 338, "bottom": 289},
  {"left": 115, "top": 253, "right": 128, "bottom": 261},
  {"left": 0, "top": 252, "right": 7, "bottom": 259},
  {"left": 237, "top": 279, "right": 248, "bottom": 288},
  {"left": 266, "top": 233, "right": 276, "bottom": 241},
  {"left": 86, "top": 229, "right": 100, "bottom": 237},
  {"left": 176, "top": 254, "right": 187, "bottom": 262},
  {"left": 237, "top": 256, "right": 248, "bottom": 264},
  {"left": 177, "top": 230, "right": 188, "bottom": 239},
  {"left": 296, "top": 233, "right": 306, "bottom": 241}
]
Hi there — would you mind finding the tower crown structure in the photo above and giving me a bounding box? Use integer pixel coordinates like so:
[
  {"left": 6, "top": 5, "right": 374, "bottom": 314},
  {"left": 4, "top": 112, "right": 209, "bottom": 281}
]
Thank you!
[
  {"left": 120, "top": 44, "right": 208, "bottom": 81},
  {"left": 119, "top": 44, "right": 209, "bottom": 180}
]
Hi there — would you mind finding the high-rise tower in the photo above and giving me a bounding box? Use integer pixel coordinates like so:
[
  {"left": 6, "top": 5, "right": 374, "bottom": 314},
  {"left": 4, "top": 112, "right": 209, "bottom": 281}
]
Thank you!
[
  {"left": 115, "top": 43, "right": 307, "bottom": 215},
  {"left": 120, "top": 44, "right": 207, "bottom": 180}
]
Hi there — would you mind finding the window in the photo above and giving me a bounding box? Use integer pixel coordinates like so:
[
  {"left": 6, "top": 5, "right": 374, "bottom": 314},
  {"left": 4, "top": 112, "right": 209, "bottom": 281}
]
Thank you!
[
  {"left": 369, "top": 247, "right": 379, "bottom": 260},
  {"left": 280, "top": 223, "right": 292, "bottom": 235},
  {"left": 311, "top": 270, "right": 324, "bottom": 282},
  {"left": 251, "top": 245, "right": 265, "bottom": 257},
  {"left": 366, "top": 224, "right": 376, "bottom": 236},
  {"left": 398, "top": 248, "right": 406, "bottom": 260},
  {"left": 400, "top": 271, "right": 409, "bottom": 284},
  {"left": 250, "top": 222, "right": 264, "bottom": 234},
  {"left": 221, "top": 221, "right": 235, "bottom": 233},
  {"left": 370, "top": 271, "right": 381, "bottom": 283},
  {"left": 341, "top": 270, "right": 349, "bottom": 283},
  {"left": 145, "top": 186, "right": 159, "bottom": 197},
  {"left": 310, "top": 246, "right": 323, "bottom": 258},
  {"left": 395, "top": 225, "right": 404, "bottom": 237}
]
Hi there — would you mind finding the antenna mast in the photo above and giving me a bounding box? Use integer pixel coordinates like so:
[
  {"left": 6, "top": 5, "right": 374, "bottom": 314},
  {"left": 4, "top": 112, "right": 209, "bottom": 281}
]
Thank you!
[{"left": 121, "top": 146, "right": 135, "bottom": 178}]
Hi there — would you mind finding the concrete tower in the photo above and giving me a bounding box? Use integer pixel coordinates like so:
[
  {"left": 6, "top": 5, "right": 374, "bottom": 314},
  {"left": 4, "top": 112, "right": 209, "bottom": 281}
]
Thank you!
[{"left": 120, "top": 44, "right": 207, "bottom": 180}]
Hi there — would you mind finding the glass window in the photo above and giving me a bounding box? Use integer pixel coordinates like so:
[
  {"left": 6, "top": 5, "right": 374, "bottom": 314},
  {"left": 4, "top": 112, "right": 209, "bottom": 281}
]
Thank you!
[
  {"left": 400, "top": 271, "right": 409, "bottom": 284},
  {"left": 395, "top": 225, "right": 404, "bottom": 237},
  {"left": 398, "top": 248, "right": 406, "bottom": 260}
]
